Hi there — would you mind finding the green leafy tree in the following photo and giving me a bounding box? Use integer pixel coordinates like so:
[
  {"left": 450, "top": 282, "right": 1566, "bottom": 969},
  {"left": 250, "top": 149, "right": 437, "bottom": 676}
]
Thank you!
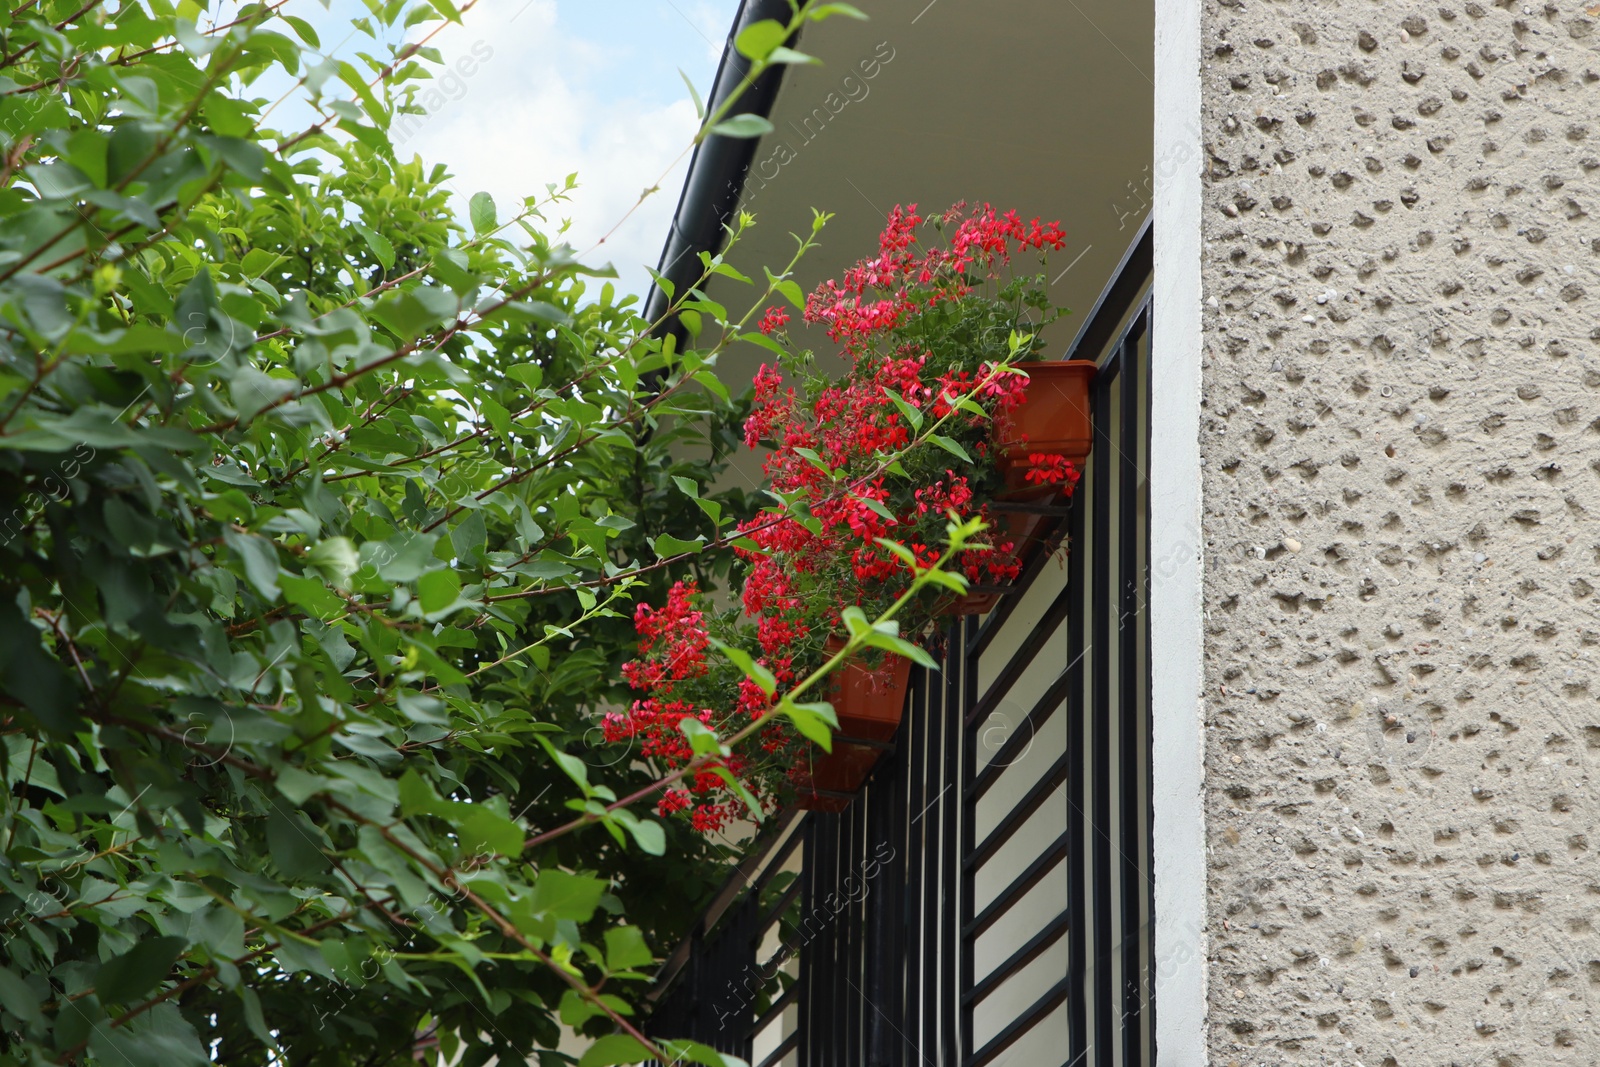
[{"left": 0, "top": 2, "right": 980, "bottom": 1065}]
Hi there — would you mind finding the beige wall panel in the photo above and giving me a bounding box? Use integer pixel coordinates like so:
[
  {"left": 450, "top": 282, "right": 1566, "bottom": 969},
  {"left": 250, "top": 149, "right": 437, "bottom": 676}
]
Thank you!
[{"left": 1199, "top": 2, "right": 1600, "bottom": 1062}]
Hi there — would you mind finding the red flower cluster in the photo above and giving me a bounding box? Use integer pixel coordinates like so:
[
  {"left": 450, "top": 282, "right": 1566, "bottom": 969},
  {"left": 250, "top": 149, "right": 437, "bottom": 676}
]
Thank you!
[
  {"left": 803, "top": 203, "right": 1066, "bottom": 351},
  {"left": 1024, "top": 453, "right": 1082, "bottom": 490},
  {"left": 757, "top": 305, "right": 789, "bottom": 335},
  {"left": 605, "top": 203, "right": 1078, "bottom": 835},
  {"left": 607, "top": 580, "right": 752, "bottom": 833},
  {"left": 733, "top": 204, "right": 1076, "bottom": 629}
]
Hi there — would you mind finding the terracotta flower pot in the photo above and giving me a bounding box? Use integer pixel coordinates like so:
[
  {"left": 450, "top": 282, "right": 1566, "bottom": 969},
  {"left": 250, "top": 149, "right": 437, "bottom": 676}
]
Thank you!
[
  {"left": 792, "top": 639, "right": 911, "bottom": 811},
  {"left": 993, "top": 359, "right": 1097, "bottom": 500},
  {"left": 939, "top": 360, "right": 1095, "bottom": 617}
]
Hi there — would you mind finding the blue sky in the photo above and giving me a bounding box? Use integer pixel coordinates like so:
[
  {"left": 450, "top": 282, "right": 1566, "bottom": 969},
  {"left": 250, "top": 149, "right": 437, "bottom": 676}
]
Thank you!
[{"left": 250, "top": 0, "right": 741, "bottom": 297}]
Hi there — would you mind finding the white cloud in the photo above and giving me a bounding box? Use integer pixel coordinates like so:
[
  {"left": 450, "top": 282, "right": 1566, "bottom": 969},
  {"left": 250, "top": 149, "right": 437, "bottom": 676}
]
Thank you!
[{"left": 396, "top": 0, "right": 710, "bottom": 299}]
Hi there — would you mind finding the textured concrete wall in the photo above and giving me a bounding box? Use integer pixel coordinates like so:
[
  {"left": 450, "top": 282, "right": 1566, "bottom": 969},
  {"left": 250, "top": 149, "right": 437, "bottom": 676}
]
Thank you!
[{"left": 1198, "top": 2, "right": 1600, "bottom": 1063}]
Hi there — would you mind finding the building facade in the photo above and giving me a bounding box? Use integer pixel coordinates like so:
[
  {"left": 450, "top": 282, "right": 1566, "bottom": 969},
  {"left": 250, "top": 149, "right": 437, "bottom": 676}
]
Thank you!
[
  {"left": 1174, "top": 1, "right": 1600, "bottom": 1063},
  {"left": 650, "top": 1, "right": 1600, "bottom": 1064}
]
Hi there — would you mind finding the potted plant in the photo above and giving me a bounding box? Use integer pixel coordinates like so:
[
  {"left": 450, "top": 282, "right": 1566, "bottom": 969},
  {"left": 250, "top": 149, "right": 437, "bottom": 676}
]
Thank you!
[{"left": 604, "top": 204, "right": 1091, "bottom": 828}]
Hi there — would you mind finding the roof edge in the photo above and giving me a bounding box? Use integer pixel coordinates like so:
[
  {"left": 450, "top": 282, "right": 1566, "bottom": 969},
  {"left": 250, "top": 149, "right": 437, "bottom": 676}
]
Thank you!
[{"left": 643, "top": 0, "right": 796, "bottom": 339}]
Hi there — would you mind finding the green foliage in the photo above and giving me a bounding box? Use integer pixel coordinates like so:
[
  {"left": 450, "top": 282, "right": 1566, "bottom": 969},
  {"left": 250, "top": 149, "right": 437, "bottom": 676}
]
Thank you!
[{"left": 0, "top": 0, "right": 864, "bottom": 1064}]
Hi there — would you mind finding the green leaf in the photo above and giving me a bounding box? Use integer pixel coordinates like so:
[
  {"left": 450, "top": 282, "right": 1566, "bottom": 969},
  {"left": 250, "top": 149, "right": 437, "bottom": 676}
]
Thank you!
[
  {"left": 657, "top": 1042, "right": 751, "bottom": 1067},
  {"left": 352, "top": 220, "right": 396, "bottom": 270},
  {"left": 709, "top": 114, "right": 774, "bottom": 139},
  {"left": 926, "top": 433, "right": 972, "bottom": 463},
  {"left": 873, "top": 538, "right": 918, "bottom": 568},
  {"left": 0, "top": 602, "right": 77, "bottom": 735},
  {"left": 531, "top": 870, "right": 606, "bottom": 923},
  {"left": 603, "top": 927, "right": 653, "bottom": 972},
  {"left": 679, "top": 69, "right": 705, "bottom": 119},
  {"left": 790, "top": 446, "right": 834, "bottom": 478},
  {"left": 711, "top": 640, "right": 776, "bottom": 696},
  {"left": 306, "top": 537, "right": 359, "bottom": 588},
  {"left": 839, "top": 605, "right": 871, "bottom": 637},
  {"left": 677, "top": 717, "right": 726, "bottom": 758},
  {"left": 88, "top": 1003, "right": 210, "bottom": 1067},
  {"left": 705, "top": 765, "right": 764, "bottom": 823},
  {"left": 202, "top": 94, "right": 253, "bottom": 138},
  {"left": 623, "top": 818, "right": 665, "bottom": 856},
  {"left": 283, "top": 15, "right": 321, "bottom": 46},
  {"left": 578, "top": 1033, "right": 653, "bottom": 1067},
  {"left": 649, "top": 533, "right": 705, "bottom": 559},
  {"left": 778, "top": 698, "right": 839, "bottom": 750},
  {"left": 855, "top": 621, "right": 937, "bottom": 669},
  {"left": 768, "top": 46, "right": 819, "bottom": 65},
  {"left": 469, "top": 191, "right": 496, "bottom": 235},
  {"left": 398, "top": 769, "right": 446, "bottom": 817},
  {"left": 267, "top": 803, "right": 330, "bottom": 878},
  {"left": 458, "top": 807, "right": 523, "bottom": 857},
  {"left": 884, "top": 389, "right": 925, "bottom": 431},
  {"left": 807, "top": 2, "right": 869, "bottom": 19},
  {"left": 279, "top": 573, "right": 345, "bottom": 620},
  {"left": 337, "top": 60, "right": 386, "bottom": 125},
  {"left": 536, "top": 736, "right": 592, "bottom": 796},
  {"left": 0, "top": 967, "right": 40, "bottom": 1023},
  {"left": 734, "top": 19, "right": 787, "bottom": 62},
  {"left": 417, "top": 568, "right": 462, "bottom": 613},
  {"left": 95, "top": 936, "right": 187, "bottom": 1005},
  {"left": 224, "top": 530, "right": 281, "bottom": 599},
  {"left": 231, "top": 367, "right": 296, "bottom": 423}
]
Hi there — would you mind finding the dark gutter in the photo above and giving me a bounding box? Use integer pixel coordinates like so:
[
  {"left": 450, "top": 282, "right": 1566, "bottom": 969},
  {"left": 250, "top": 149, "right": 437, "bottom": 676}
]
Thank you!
[{"left": 644, "top": 0, "right": 796, "bottom": 349}]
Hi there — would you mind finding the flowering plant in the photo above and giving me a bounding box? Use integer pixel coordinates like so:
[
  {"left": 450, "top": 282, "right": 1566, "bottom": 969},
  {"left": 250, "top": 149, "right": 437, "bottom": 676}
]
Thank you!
[{"left": 606, "top": 205, "right": 1082, "bottom": 831}]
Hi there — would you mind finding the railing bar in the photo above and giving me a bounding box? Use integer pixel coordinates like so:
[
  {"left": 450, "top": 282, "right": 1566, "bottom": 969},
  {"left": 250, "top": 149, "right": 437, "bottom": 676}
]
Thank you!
[
  {"left": 846, "top": 789, "right": 864, "bottom": 1064},
  {"left": 1089, "top": 332, "right": 1116, "bottom": 1064},
  {"left": 970, "top": 656, "right": 1073, "bottom": 803},
  {"left": 753, "top": 1028, "right": 799, "bottom": 1067},
  {"left": 739, "top": 896, "right": 758, "bottom": 1061},
  {"left": 833, "top": 806, "right": 850, "bottom": 1067},
  {"left": 1119, "top": 312, "right": 1148, "bottom": 1065},
  {"left": 963, "top": 835, "right": 1068, "bottom": 941},
  {"left": 756, "top": 877, "right": 803, "bottom": 942},
  {"left": 1140, "top": 313, "right": 1159, "bottom": 1066},
  {"left": 1062, "top": 218, "right": 1152, "bottom": 364},
  {"left": 959, "top": 616, "right": 977, "bottom": 1065},
  {"left": 964, "top": 748, "right": 1070, "bottom": 874},
  {"left": 648, "top": 809, "right": 801, "bottom": 1001},
  {"left": 968, "top": 510, "right": 1070, "bottom": 658},
  {"left": 963, "top": 541, "right": 1079, "bottom": 729},
  {"left": 920, "top": 664, "right": 943, "bottom": 1060},
  {"left": 752, "top": 819, "right": 806, "bottom": 896},
  {"left": 940, "top": 619, "right": 963, "bottom": 1061},
  {"left": 963, "top": 909, "right": 1070, "bottom": 1009},
  {"left": 965, "top": 976, "right": 1070, "bottom": 1067},
  {"left": 871, "top": 705, "right": 904, "bottom": 1066},
  {"left": 1064, "top": 413, "right": 1090, "bottom": 1061},
  {"left": 747, "top": 956, "right": 800, "bottom": 1039},
  {"left": 901, "top": 671, "right": 926, "bottom": 1066}
]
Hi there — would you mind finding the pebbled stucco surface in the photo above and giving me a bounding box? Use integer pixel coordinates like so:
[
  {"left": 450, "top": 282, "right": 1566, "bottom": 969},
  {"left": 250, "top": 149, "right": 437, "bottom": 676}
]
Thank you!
[{"left": 1199, "top": 2, "right": 1600, "bottom": 1063}]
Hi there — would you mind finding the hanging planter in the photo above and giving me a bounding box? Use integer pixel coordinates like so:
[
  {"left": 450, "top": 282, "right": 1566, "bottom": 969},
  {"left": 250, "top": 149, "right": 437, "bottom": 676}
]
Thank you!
[
  {"left": 937, "top": 359, "right": 1094, "bottom": 615},
  {"left": 994, "top": 360, "right": 1097, "bottom": 498},
  {"left": 792, "top": 640, "right": 912, "bottom": 811}
]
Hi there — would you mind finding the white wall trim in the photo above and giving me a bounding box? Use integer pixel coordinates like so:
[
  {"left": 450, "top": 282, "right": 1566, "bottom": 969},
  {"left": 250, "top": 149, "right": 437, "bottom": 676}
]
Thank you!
[{"left": 1151, "top": 0, "right": 1207, "bottom": 1063}]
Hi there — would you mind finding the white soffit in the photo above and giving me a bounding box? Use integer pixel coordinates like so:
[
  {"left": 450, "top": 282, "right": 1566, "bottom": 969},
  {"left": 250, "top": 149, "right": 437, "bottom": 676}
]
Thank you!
[{"left": 704, "top": 0, "right": 1155, "bottom": 387}]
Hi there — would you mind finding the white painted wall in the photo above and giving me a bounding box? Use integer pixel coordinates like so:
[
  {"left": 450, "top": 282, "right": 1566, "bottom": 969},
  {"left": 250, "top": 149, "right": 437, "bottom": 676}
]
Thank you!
[{"left": 1150, "top": 0, "right": 1207, "bottom": 1063}]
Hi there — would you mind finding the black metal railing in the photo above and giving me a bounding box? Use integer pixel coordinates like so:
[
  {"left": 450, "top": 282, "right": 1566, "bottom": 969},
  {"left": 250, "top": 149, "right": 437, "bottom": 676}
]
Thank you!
[{"left": 646, "top": 220, "right": 1154, "bottom": 1067}]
